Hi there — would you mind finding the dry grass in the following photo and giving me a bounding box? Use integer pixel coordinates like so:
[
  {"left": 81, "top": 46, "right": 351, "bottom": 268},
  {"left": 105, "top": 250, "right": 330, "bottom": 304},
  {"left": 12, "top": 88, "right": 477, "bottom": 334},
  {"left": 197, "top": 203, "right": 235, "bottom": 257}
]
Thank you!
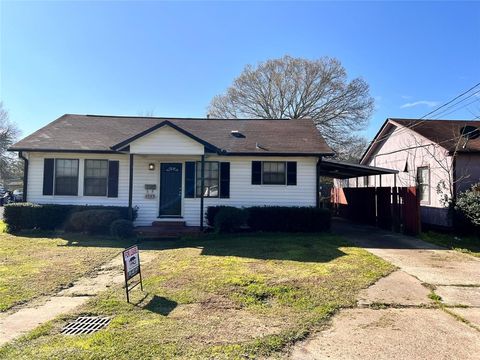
[
  {"left": 0, "top": 233, "right": 394, "bottom": 359},
  {"left": 0, "top": 227, "right": 136, "bottom": 312}
]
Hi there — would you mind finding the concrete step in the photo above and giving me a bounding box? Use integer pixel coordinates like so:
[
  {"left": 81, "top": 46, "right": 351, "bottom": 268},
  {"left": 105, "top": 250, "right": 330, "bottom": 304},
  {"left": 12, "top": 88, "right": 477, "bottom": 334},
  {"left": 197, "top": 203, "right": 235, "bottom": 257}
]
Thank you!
[
  {"left": 152, "top": 220, "right": 186, "bottom": 228},
  {"left": 134, "top": 226, "right": 200, "bottom": 240}
]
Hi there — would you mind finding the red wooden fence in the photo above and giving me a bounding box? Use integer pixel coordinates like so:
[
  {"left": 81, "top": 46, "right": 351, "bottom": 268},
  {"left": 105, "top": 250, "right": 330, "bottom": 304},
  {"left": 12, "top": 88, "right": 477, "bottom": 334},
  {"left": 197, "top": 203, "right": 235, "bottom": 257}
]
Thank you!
[{"left": 331, "top": 186, "right": 421, "bottom": 235}]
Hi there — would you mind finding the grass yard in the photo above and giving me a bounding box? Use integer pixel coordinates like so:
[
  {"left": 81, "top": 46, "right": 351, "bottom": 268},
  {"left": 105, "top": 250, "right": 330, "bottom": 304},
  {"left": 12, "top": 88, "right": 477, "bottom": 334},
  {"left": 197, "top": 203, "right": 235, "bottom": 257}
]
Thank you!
[
  {"left": 421, "top": 231, "right": 480, "bottom": 258},
  {"left": 0, "top": 221, "right": 136, "bottom": 312},
  {"left": 0, "top": 232, "right": 394, "bottom": 360}
]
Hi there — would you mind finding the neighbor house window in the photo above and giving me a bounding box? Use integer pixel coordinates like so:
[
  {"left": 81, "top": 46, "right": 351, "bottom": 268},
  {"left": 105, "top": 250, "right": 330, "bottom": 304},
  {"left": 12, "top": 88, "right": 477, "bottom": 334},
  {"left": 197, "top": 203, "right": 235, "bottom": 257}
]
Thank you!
[
  {"left": 55, "top": 159, "right": 79, "bottom": 195},
  {"left": 263, "top": 162, "right": 286, "bottom": 185},
  {"left": 364, "top": 176, "right": 370, "bottom": 187},
  {"left": 84, "top": 160, "right": 108, "bottom": 196},
  {"left": 417, "top": 166, "right": 430, "bottom": 203},
  {"left": 196, "top": 161, "right": 219, "bottom": 197}
]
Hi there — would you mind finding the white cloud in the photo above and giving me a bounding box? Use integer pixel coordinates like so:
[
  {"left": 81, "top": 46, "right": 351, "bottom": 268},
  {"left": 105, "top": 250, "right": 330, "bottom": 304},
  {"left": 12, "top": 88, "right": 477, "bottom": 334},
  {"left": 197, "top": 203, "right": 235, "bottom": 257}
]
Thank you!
[{"left": 400, "top": 100, "right": 439, "bottom": 109}]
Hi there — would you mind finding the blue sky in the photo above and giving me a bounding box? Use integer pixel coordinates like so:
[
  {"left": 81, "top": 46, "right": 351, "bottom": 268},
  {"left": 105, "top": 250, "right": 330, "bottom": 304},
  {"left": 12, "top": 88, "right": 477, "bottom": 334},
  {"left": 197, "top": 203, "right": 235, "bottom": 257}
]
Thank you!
[{"left": 1, "top": 1, "right": 479, "bottom": 140}]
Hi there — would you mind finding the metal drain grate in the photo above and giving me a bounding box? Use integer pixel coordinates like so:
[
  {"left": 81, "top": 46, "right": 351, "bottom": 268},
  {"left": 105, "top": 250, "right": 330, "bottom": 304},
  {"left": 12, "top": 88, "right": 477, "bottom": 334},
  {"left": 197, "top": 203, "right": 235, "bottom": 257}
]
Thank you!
[{"left": 61, "top": 316, "right": 111, "bottom": 335}]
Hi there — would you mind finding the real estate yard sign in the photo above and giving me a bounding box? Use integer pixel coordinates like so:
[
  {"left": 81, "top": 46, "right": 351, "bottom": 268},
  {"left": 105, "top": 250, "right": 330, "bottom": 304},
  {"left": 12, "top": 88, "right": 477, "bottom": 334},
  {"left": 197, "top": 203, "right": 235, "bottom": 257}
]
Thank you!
[{"left": 122, "top": 245, "right": 143, "bottom": 303}]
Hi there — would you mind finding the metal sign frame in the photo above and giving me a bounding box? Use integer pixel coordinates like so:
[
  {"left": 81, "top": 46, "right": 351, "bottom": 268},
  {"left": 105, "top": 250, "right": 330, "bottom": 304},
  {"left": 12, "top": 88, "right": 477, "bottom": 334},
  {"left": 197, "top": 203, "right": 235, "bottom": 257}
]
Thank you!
[{"left": 122, "top": 245, "right": 143, "bottom": 303}]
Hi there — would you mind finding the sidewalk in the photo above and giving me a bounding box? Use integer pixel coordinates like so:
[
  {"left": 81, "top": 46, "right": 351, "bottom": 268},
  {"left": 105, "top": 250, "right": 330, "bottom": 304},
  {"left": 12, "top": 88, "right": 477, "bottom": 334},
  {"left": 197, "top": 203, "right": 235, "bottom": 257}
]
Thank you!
[
  {"left": 0, "top": 252, "right": 156, "bottom": 346},
  {"left": 289, "top": 220, "right": 480, "bottom": 360}
]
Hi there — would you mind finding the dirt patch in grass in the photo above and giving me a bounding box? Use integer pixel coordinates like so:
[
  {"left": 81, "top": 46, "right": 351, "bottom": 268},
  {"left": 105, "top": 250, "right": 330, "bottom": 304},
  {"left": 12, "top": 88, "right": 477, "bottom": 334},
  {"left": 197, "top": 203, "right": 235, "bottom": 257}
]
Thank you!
[
  {"left": 0, "top": 230, "right": 137, "bottom": 312},
  {"left": 0, "top": 233, "right": 394, "bottom": 359},
  {"left": 421, "top": 231, "right": 480, "bottom": 258}
]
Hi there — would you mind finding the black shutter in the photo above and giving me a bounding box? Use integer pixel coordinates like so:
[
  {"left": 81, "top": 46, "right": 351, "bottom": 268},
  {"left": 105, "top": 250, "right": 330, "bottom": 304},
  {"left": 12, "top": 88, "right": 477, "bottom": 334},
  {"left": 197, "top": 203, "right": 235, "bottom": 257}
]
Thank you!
[
  {"left": 108, "top": 160, "right": 119, "bottom": 198},
  {"left": 185, "top": 161, "right": 196, "bottom": 198},
  {"left": 287, "top": 161, "right": 297, "bottom": 185},
  {"left": 251, "top": 161, "right": 262, "bottom": 185},
  {"left": 220, "top": 162, "right": 230, "bottom": 198},
  {"left": 43, "top": 158, "right": 54, "bottom": 195}
]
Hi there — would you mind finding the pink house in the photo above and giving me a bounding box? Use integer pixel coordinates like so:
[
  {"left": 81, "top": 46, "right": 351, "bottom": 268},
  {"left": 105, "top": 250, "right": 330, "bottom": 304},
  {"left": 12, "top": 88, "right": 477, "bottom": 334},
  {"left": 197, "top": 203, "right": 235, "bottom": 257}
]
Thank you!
[{"left": 337, "top": 118, "right": 480, "bottom": 228}]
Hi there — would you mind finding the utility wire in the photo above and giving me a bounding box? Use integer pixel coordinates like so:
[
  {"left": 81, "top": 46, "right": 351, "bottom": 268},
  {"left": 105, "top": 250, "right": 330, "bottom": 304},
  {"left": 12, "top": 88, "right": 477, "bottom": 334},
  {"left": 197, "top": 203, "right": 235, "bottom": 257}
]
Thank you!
[{"left": 363, "top": 82, "right": 480, "bottom": 154}]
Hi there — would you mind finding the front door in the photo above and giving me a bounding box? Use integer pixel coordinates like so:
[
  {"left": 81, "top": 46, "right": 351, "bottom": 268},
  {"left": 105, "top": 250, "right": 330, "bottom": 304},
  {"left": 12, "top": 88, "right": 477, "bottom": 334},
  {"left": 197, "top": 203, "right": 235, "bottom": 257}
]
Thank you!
[{"left": 159, "top": 163, "right": 182, "bottom": 217}]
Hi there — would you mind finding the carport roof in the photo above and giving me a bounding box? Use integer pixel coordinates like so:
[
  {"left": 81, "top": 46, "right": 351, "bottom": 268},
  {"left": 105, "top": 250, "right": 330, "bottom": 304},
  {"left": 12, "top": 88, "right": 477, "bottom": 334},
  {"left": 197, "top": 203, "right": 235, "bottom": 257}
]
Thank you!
[{"left": 320, "top": 159, "right": 398, "bottom": 179}]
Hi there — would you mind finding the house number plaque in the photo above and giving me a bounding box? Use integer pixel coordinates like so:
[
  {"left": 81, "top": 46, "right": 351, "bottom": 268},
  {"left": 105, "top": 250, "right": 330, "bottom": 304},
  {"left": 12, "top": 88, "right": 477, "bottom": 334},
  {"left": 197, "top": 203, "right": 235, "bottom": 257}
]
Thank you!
[{"left": 145, "top": 184, "right": 156, "bottom": 199}]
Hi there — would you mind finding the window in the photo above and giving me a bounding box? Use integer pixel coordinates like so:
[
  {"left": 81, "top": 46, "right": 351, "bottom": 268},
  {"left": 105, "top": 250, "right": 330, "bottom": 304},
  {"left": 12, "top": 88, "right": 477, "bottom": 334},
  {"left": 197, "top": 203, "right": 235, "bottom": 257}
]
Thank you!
[
  {"left": 417, "top": 166, "right": 430, "bottom": 203},
  {"left": 84, "top": 160, "right": 108, "bottom": 196},
  {"left": 364, "top": 176, "right": 370, "bottom": 187},
  {"left": 252, "top": 161, "right": 297, "bottom": 186},
  {"left": 196, "top": 161, "right": 219, "bottom": 197},
  {"left": 55, "top": 159, "right": 79, "bottom": 195},
  {"left": 263, "top": 161, "right": 286, "bottom": 185}
]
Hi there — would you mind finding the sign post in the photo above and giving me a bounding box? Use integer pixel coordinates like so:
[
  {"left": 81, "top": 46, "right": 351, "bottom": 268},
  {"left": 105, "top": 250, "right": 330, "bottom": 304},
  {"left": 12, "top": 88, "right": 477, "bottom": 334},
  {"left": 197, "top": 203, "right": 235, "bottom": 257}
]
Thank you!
[{"left": 122, "top": 245, "right": 143, "bottom": 303}]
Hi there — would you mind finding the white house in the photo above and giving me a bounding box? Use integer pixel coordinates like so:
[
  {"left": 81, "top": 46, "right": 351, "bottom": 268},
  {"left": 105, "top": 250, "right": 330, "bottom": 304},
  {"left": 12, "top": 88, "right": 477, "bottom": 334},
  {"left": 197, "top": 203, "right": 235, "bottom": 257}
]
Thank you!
[
  {"left": 10, "top": 114, "right": 339, "bottom": 229},
  {"left": 337, "top": 118, "right": 480, "bottom": 228}
]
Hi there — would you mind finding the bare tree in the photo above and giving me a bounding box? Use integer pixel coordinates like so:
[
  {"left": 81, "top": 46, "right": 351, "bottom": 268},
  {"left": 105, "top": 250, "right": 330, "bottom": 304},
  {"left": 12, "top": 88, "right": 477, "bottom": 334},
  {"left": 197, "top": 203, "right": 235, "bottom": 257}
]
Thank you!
[
  {"left": 0, "top": 103, "right": 22, "bottom": 183},
  {"left": 208, "top": 55, "right": 374, "bottom": 154}
]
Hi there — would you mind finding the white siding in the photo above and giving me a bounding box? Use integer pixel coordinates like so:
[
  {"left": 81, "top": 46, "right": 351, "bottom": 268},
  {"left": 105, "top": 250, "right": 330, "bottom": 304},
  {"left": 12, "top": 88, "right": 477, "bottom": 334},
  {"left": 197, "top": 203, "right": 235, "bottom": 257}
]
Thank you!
[
  {"left": 26, "top": 152, "right": 129, "bottom": 207},
  {"left": 184, "top": 156, "right": 318, "bottom": 226},
  {"left": 25, "top": 152, "right": 318, "bottom": 227},
  {"left": 129, "top": 126, "right": 204, "bottom": 155}
]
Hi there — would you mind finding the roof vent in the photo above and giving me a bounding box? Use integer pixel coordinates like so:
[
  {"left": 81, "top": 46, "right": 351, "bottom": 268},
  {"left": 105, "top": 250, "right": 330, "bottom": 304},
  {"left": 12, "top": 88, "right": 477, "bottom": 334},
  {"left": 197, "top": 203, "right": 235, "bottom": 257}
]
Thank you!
[
  {"left": 256, "top": 142, "right": 268, "bottom": 151},
  {"left": 231, "top": 130, "right": 245, "bottom": 138}
]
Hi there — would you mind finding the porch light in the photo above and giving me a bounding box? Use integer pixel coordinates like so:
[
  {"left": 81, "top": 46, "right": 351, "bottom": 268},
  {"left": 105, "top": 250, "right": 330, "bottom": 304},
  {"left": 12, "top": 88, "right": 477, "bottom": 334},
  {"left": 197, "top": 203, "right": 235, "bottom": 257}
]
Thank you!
[{"left": 148, "top": 163, "right": 155, "bottom": 171}]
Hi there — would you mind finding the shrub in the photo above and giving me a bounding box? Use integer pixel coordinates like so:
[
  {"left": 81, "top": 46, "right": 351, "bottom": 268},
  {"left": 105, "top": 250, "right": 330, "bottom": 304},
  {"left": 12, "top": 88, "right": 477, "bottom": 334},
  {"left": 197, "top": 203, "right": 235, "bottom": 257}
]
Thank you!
[
  {"left": 247, "top": 206, "right": 331, "bottom": 232},
  {"left": 214, "top": 207, "right": 248, "bottom": 233},
  {"left": 3, "top": 203, "right": 39, "bottom": 232},
  {"left": 206, "top": 205, "right": 331, "bottom": 233},
  {"left": 206, "top": 206, "right": 236, "bottom": 227},
  {"left": 3, "top": 203, "right": 135, "bottom": 233},
  {"left": 455, "top": 183, "right": 480, "bottom": 227},
  {"left": 65, "top": 210, "right": 121, "bottom": 235},
  {"left": 110, "top": 219, "right": 135, "bottom": 239}
]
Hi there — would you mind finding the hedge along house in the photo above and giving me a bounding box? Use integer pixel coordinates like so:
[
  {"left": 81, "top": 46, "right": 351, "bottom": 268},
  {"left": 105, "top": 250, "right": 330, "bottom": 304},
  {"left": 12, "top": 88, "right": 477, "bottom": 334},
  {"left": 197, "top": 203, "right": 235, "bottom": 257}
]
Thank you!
[
  {"left": 336, "top": 118, "right": 480, "bottom": 228},
  {"left": 9, "top": 114, "right": 344, "bottom": 230}
]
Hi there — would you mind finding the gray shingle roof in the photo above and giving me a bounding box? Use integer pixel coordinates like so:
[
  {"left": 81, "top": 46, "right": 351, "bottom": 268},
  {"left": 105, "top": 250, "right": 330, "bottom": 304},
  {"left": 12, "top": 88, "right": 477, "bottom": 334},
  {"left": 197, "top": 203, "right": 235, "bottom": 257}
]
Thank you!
[
  {"left": 10, "top": 114, "right": 333, "bottom": 155},
  {"left": 390, "top": 118, "right": 480, "bottom": 153}
]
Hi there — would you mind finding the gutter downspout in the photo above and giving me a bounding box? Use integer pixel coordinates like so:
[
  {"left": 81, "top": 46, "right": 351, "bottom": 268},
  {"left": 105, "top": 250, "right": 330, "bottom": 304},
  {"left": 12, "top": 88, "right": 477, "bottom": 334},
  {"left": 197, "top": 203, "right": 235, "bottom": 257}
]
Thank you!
[
  {"left": 316, "top": 157, "right": 321, "bottom": 208},
  {"left": 200, "top": 155, "right": 205, "bottom": 231},
  {"left": 128, "top": 154, "right": 134, "bottom": 220},
  {"left": 19, "top": 151, "right": 28, "bottom": 202}
]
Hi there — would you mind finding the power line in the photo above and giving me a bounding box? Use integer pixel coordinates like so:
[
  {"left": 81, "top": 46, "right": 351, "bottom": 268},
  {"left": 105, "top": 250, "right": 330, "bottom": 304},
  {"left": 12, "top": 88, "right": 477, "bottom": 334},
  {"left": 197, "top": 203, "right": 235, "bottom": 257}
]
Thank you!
[
  {"left": 364, "top": 81, "right": 480, "bottom": 151},
  {"left": 435, "top": 97, "right": 480, "bottom": 119}
]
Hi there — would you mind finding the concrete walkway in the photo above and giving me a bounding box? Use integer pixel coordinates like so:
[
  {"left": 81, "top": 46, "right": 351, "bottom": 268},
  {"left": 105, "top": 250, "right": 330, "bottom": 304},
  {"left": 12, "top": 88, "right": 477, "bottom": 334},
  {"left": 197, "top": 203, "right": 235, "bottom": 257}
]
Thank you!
[
  {"left": 290, "top": 220, "right": 480, "bottom": 360},
  {"left": 0, "top": 251, "right": 156, "bottom": 346}
]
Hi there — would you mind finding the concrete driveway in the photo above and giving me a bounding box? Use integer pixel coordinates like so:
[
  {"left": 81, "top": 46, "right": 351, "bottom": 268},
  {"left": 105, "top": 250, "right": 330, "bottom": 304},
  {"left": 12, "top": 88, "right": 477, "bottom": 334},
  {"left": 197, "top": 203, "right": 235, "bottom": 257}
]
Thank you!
[
  {"left": 290, "top": 220, "right": 480, "bottom": 360},
  {"left": 0, "top": 206, "right": 4, "bottom": 220}
]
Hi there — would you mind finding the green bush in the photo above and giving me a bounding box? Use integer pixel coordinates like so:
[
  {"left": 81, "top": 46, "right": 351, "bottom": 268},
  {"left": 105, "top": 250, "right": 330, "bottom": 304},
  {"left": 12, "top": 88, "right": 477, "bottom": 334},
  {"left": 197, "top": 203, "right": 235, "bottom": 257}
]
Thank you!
[
  {"left": 66, "top": 210, "right": 121, "bottom": 234},
  {"left": 3, "top": 203, "right": 136, "bottom": 233},
  {"left": 247, "top": 206, "right": 331, "bottom": 232},
  {"left": 455, "top": 183, "right": 480, "bottom": 227},
  {"left": 110, "top": 219, "right": 135, "bottom": 239},
  {"left": 214, "top": 207, "right": 248, "bottom": 233},
  {"left": 206, "top": 206, "right": 236, "bottom": 227},
  {"left": 206, "top": 206, "right": 331, "bottom": 233},
  {"left": 3, "top": 203, "right": 40, "bottom": 232}
]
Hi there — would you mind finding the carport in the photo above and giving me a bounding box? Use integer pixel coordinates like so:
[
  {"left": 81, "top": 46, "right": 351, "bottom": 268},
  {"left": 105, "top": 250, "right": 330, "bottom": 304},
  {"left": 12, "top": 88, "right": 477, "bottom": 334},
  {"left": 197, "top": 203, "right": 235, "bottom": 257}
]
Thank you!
[
  {"left": 319, "top": 159, "right": 398, "bottom": 180},
  {"left": 319, "top": 159, "right": 421, "bottom": 235}
]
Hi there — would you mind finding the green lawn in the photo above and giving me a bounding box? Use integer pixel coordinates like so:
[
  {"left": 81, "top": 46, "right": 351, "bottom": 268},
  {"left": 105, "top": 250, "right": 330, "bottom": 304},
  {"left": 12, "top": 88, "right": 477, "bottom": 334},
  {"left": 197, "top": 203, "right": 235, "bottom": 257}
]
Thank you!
[
  {"left": 421, "top": 231, "right": 480, "bottom": 257},
  {"left": 0, "top": 223, "right": 136, "bottom": 312},
  {"left": 0, "top": 233, "right": 394, "bottom": 360}
]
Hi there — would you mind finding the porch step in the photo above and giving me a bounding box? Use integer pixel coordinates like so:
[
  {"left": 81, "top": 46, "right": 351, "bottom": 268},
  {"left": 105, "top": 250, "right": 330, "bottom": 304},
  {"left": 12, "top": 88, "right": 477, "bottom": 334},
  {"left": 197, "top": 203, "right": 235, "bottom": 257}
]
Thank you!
[
  {"left": 134, "top": 225, "right": 200, "bottom": 240},
  {"left": 152, "top": 220, "right": 186, "bottom": 229}
]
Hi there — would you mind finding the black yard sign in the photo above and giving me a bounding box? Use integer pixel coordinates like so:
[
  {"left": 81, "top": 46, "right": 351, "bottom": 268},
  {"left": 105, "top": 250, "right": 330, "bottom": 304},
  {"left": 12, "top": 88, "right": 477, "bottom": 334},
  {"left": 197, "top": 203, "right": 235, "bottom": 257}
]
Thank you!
[{"left": 122, "top": 245, "right": 143, "bottom": 303}]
